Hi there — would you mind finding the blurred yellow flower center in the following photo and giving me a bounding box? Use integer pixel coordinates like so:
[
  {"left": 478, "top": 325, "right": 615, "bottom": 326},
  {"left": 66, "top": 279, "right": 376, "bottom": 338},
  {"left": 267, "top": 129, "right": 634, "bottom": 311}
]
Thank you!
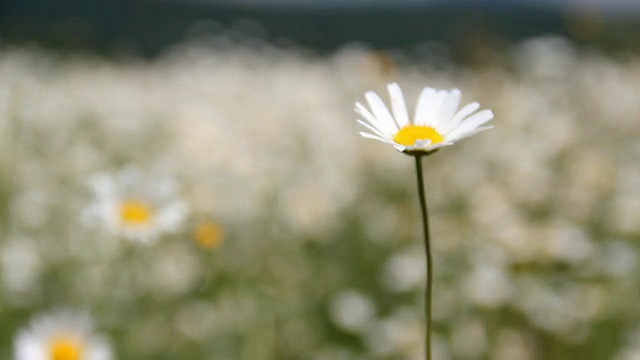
[
  {"left": 120, "top": 199, "right": 153, "bottom": 225},
  {"left": 393, "top": 125, "right": 444, "bottom": 147},
  {"left": 49, "top": 336, "right": 83, "bottom": 360},
  {"left": 194, "top": 222, "right": 224, "bottom": 249}
]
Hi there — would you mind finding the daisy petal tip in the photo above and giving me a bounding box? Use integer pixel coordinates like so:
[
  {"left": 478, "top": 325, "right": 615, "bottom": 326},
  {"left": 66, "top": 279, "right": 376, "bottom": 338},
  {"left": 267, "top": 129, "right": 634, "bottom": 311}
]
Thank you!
[
  {"left": 364, "top": 91, "right": 379, "bottom": 99},
  {"left": 388, "top": 82, "right": 401, "bottom": 90}
]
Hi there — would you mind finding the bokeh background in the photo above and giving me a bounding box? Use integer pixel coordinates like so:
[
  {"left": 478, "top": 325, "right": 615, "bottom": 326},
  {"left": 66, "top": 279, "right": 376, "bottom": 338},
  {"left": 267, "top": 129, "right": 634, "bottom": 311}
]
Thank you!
[{"left": 1, "top": 0, "right": 640, "bottom": 359}]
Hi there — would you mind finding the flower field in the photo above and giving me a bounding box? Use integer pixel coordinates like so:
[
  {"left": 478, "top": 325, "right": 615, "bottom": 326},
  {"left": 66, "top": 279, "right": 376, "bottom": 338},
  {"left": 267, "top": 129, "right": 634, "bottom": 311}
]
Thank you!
[{"left": 0, "top": 36, "right": 639, "bottom": 359}]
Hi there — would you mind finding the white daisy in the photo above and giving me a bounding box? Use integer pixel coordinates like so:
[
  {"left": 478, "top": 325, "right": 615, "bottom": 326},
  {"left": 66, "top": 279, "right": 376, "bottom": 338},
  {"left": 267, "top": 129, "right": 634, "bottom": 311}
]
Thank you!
[
  {"left": 81, "top": 167, "right": 189, "bottom": 244},
  {"left": 356, "top": 83, "right": 494, "bottom": 154},
  {"left": 14, "top": 310, "right": 113, "bottom": 360}
]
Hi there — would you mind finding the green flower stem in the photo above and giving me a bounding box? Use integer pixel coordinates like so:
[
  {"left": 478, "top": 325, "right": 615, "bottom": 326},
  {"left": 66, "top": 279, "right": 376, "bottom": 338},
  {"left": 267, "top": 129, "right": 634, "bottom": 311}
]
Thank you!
[{"left": 414, "top": 154, "right": 433, "bottom": 360}]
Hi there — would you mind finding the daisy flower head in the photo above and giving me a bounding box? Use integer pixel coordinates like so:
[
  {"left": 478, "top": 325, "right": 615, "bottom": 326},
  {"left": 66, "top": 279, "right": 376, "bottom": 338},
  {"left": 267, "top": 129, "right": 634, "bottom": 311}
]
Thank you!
[
  {"left": 14, "top": 310, "right": 113, "bottom": 360},
  {"left": 81, "top": 167, "right": 189, "bottom": 244},
  {"left": 356, "top": 83, "right": 494, "bottom": 155}
]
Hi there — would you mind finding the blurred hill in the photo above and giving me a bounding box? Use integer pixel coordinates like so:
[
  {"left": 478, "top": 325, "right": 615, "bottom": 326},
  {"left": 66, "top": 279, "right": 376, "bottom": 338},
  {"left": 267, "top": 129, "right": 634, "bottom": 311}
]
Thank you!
[{"left": 1, "top": 0, "right": 639, "bottom": 60}]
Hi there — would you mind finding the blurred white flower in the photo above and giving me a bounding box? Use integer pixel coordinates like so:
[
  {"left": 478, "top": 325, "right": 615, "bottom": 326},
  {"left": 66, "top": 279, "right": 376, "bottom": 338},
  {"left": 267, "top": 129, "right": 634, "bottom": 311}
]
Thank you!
[
  {"left": 14, "top": 310, "right": 112, "bottom": 360},
  {"left": 381, "top": 252, "right": 425, "bottom": 293},
  {"left": 0, "top": 238, "right": 41, "bottom": 300},
  {"left": 365, "top": 309, "right": 450, "bottom": 360},
  {"left": 463, "top": 262, "right": 513, "bottom": 308},
  {"left": 81, "top": 167, "right": 188, "bottom": 243},
  {"left": 328, "top": 290, "right": 375, "bottom": 334},
  {"left": 542, "top": 222, "right": 595, "bottom": 264},
  {"left": 598, "top": 240, "right": 638, "bottom": 278},
  {"left": 492, "top": 329, "right": 534, "bottom": 360},
  {"left": 616, "top": 327, "right": 640, "bottom": 360},
  {"left": 355, "top": 83, "right": 493, "bottom": 153}
]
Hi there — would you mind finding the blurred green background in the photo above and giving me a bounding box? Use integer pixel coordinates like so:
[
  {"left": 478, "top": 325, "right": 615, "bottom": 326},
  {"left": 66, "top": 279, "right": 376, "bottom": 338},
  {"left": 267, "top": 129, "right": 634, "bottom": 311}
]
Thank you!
[{"left": 1, "top": 1, "right": 639, "bottom": 359}]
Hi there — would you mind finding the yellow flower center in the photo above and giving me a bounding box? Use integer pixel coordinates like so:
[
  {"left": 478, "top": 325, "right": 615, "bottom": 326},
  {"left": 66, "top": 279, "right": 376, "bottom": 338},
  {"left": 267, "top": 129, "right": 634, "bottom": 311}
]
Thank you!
[
  {"left": 194, "top": 222, "right": 224, "bottom": 250},
  {"left": 393, "top": 125, "right": 444, "bottom": 147},
  {"left": 120, "top": 199, "right": 153, "bottom": 226},
  {"left": 49, "top": 336, "right": 83, "bottom": 360}
]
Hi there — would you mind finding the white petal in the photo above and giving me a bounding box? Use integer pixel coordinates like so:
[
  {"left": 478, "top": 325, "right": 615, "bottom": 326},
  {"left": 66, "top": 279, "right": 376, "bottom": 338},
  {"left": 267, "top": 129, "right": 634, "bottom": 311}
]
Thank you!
[
  {"left": 356, "top": 103, "right": 394, "bottom": 137},
  {"left": 87, "top": 338, "right": 114, "bottom": 360},
  {"left": 449, "top": 109, "right": 494, "bottom": 136},
  {"left": 442, "top": 102, "right": 481, "bottom": 134},
  {"left": 355, "top": 102, "right": 383, "bottom": 130},
  {"left": 447, "top": 125, "right": 494, "bottom": 142},
  {"left": 356, "top": 101, "right": 396, "bottom": 136},
  {"left": 356, "top": 120, "right": 385, "bottom": 137},
  {"left": 447, "top": 125, "right": 494, "bottom": 143},
  {"left": 414, "top": 87, "right": 436, "bottom": 126},
  {"left": 388, "top": 83, "right": 409, "bottom": 128},
  {"left": 435, "top": 89, "right": 461, "bottom": 129},
  {"left": 360, "top": 132, "right": 401, "bottom": 148},
  {"left": 429, "top": 142, "right": 455, "bottom": 150},
  {"left": 423, "top": 90, "right": 447, "bottom": 127},
  {"left": 157, "top": 201, "right": 189, "bottom": 231},
  {"left": 88, "top": 174, "right": 117, "bottom": 198},
  {"left": 365, "top": 91, "right": 399, "bottom": 133},
  {"left": 359, "top": 132, "right": 393, "bottom": 144}
]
